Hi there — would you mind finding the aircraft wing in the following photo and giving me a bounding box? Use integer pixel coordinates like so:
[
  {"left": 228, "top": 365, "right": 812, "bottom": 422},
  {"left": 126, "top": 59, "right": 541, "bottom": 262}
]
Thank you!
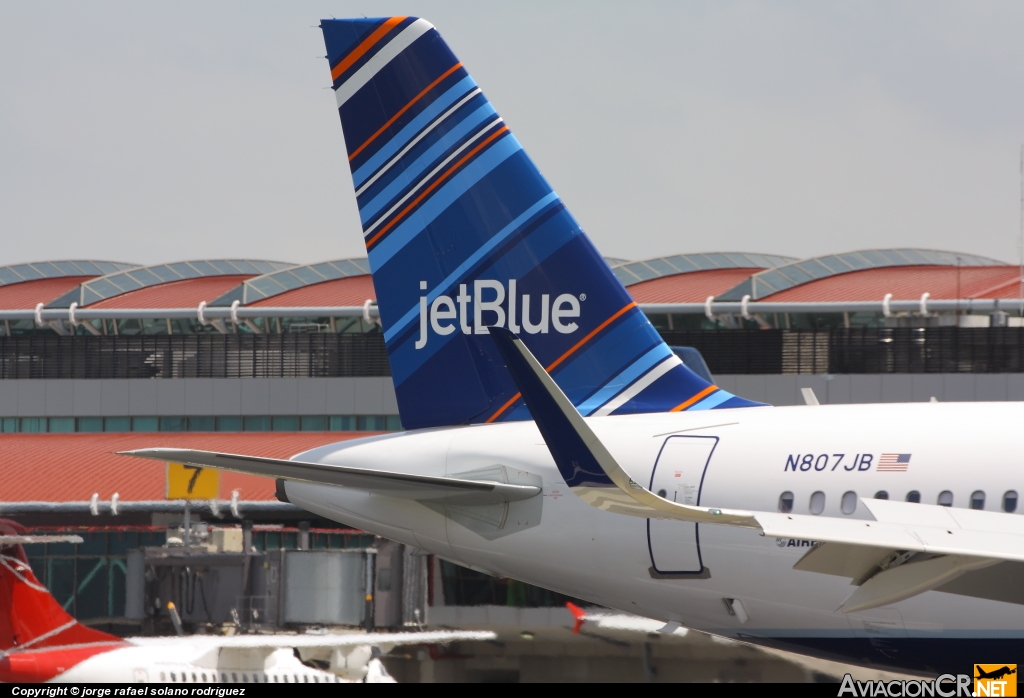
[
  {"left": 118, "top": 448, "right": 540, "bottom": 505},
  {"left": 488, "top": 327, "right": 1024, "bottom": 612}
]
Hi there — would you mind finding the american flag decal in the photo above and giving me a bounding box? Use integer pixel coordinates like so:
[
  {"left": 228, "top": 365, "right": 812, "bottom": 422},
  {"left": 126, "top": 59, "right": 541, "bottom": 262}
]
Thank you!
[{"left": 877, "top": 453, "right": 911, "bottom": 472}]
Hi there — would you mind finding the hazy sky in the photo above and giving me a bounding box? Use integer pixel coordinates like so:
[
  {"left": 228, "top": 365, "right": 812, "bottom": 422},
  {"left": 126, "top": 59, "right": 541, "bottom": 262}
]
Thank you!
[{"left": 2, "top": 2, "right": 1023, "bottom": 268}]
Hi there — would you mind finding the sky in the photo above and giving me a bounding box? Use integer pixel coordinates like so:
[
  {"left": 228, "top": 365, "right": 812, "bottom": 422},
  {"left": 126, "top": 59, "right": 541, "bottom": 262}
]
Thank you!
[{"left": 1, "top": 2, "right": 1023, "bottom": 268}]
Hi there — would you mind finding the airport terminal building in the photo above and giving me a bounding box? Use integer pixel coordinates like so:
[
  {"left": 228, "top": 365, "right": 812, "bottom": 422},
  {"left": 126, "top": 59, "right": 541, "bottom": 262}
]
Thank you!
[{"left": 1, "top": 249, "right": 1022, "bottom": 680}]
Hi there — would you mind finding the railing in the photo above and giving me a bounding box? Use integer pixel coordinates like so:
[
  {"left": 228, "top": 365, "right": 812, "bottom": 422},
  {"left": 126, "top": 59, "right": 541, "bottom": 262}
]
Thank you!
[{"left": 0, "top": 328, "right": 1022, "bottom": 378}]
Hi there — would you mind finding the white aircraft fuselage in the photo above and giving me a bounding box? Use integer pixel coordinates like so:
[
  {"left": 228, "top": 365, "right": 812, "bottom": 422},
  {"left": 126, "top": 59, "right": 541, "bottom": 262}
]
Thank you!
[{"left": 283, "top": 401, "right": 1024, "bottom": 674}]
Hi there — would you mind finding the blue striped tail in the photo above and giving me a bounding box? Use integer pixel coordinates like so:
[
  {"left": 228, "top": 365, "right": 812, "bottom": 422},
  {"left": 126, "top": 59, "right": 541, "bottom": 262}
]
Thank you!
[{"left": 321, "top": 17, "right": 765, "bottom": 430}]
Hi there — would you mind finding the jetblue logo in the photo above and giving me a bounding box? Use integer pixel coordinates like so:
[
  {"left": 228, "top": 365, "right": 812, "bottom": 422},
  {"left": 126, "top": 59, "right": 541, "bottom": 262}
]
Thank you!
[{"left": 415, "top": 279, "right": 581, "bottom": 349}]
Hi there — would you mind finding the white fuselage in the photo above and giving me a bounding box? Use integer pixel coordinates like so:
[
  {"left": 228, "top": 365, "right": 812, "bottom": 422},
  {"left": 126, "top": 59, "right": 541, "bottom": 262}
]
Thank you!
[
  {"left": 283, "top": 402, "right": 1024, "bottom": 672},
  {"left": 54, "top": 644, "right": 345, "bottom": 683}
]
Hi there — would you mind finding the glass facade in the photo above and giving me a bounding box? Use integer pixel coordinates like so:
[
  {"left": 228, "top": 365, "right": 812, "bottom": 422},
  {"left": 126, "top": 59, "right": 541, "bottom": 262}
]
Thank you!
[
  {"left": 24, "top": 528, "right": 167, "bottom": 622},
  {"left": 23, "top": 527, "right": 375, "bottom": 626}
]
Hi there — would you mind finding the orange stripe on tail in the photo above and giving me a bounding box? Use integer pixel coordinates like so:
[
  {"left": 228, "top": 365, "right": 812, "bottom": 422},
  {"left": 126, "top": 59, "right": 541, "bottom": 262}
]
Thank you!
[
  {"left": 348, "top": 62, "right": 463, "bottom": 163},
  {"left": 485, "top": 302, "right": 637, "bottom": 423},
  {"left": 331, "top": 16, "right": 407, "bottom": 82},
  {"left": 670, "top": 385, "right": 717, "bottom": 412},
  {"left": 365, "top": 126, "right": 508, "bottom": 248}
]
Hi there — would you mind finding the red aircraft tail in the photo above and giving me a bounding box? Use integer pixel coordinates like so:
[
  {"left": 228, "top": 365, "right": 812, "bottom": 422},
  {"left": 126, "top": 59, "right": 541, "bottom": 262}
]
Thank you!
[
  {"left": 0, "top": 519, "right": 121, "bottom": 651},
  {"left": 566, "top": 602, "right": 586, "bottom": 634}
]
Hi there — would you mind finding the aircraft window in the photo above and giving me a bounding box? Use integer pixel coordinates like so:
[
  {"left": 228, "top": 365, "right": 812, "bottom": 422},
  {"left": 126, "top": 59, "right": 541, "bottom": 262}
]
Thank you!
[
  {"left": 809, "top": 491, "right": 825, "bottom": 515},
  {"left": 778, "top": 491, "right": 794, "bottom": 513},
  {"left": 232, "top": 673, "right": 238, "bottom": 683},
  {"left": 273, "top": 675, "right": 279, "bottom": 682},
  {"left": 874, "top": 491, "right": 889, "bottom": 500},
  {"left": 304, "top": 674, "right": 309, "bottom": 683},
  {"left": 657, "top": 489, "right": 667, "bottom": 498},
  {"left": 221, "top": 673, "right": 227, "bottom": 682},
  {"left": 938, "top": 491, "right": 953, "bottom": 507},
  {"left": 171, "top": 673, "right": 176, "bottom": 682},
  {"left": 841, "top": 491, "right": 857, "bottom": 515},
  {"left": 970, "top": 491, "right": 985, "bottom": 510},
  {"left": 192, "top": 673, "right": 197, "bottom": 682},
  {"left": 906, "top": 491, "right": 921, "bottom": 503},
  {"left": 1004, "top": 491, "right": 1018, "bottom": 513},
  {"left": 314, "top": 676, "right": 320, "bottom": 683}
]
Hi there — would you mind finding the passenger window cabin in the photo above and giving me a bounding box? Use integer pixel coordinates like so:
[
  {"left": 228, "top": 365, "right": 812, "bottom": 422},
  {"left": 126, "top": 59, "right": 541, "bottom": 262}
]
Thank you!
[
  {"left": 778, "top": 491, "right": 794, "bottom": 513},
  {"left": 938, "top": 491, "right": 954, "bottom": 507},
  {"left": 841, "top": 491, "right": 857, "bottom": 515},
  {"left": 906, "top": 491, "right": 921, "bottom": 503},
  {"left": 809, "top": 491, "right": 825, "bottom": 515},
  {"left": 1005, "top": 491, "right": 1018, "bottom": 513},
  {"left": 874, "top": 491, "right": 889, "bottom": 500},
  {"left": 970, "top": 491, "right": 985, "bottom": 510}
]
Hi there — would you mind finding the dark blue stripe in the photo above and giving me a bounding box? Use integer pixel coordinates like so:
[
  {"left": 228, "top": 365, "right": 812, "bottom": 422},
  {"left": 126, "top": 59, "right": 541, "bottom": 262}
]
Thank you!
[
  {"left": 358, "top": 106, "right": 502, "bottom": 228},
  {"left": 371, "top": 149, "right": 554, "bottom": 332},
  {"left": 322, "top": 18, "right": 389, "bottom": 71},
  {"left": 365, "top": 123, "right": 512, "bottom": 252},
  {"left": 330, "top": 17, "right": 419, "bottom": 89},
  {"left": 352, "top": 76, "right": 479, "bottom": 191},
  {"left": 341, "top": 30, "right": 457, "bottom": 165},
  {"left": 387, "top": 203, "right": 577, "bottom": 386}
]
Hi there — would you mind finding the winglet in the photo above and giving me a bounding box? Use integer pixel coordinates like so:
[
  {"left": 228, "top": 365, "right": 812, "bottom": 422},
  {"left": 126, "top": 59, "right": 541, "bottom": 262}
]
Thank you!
[{"left": 489, "top": 327, "right": 758, "bottom": 527}]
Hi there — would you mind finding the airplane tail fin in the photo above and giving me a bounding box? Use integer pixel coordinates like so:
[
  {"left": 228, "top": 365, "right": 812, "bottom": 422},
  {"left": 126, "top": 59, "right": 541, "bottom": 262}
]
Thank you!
[
  {"left": 320, "top": 18, "right": 764, "bottom": 430},
  {"left": 0, "top": 520, "right": 121, "bottom": 651}
]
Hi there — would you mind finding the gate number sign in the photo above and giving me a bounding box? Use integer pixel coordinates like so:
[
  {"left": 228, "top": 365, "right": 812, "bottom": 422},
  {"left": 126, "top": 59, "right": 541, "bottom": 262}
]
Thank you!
[{"left": 166, "top": 462, "right": 219, "bottom": 500}]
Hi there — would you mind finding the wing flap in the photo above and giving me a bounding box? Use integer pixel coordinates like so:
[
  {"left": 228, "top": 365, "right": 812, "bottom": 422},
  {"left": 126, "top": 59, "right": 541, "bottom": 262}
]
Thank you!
[
  {"left": 752, "top": 510, "right": 1024, "bottom": 564},
  {"left": 119, "top": 448, "right": 540, "bottom": 504},
  {"left": 838, "top": 554, "right": 998, "bottom": 613}
]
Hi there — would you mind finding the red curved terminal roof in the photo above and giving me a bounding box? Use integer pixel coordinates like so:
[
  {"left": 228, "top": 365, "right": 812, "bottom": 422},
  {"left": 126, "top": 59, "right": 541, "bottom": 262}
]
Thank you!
[
  {"left": 0, "top": 432, "right": 370, "bottom": 502},
  {"left": 248, "top": 275, "right": 377, "bottom": 308},
  {"left": 762, "top": 266, "right": 1023, "bottom": 302},
  {"left": 627, "top": 269, "right": 763, "bottom": 304},
  {"left": 0, "top": 277, "right": 94, "bottom": 310},
  {"left": 89, "top": 275, "right": 254, "bottom": 308}
]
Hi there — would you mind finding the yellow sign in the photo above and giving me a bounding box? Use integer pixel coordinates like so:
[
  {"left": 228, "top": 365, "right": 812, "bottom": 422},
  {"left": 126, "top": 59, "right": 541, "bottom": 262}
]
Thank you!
[
  {"left": 166, "top": 462, "right": 219, "bottom": 500},
  {"left": 976, "top": 665, "right": 1017, "bottom": 697}
]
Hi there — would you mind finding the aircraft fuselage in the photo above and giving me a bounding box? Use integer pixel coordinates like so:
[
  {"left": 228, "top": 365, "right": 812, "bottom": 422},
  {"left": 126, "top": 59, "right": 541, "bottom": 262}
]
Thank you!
[{"left": 284, "top": 401, "right": 1024, "bottom": 674}]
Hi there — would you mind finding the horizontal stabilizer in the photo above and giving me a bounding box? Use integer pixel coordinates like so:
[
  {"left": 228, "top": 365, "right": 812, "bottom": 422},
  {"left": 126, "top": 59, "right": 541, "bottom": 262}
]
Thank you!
[{"left": 119, "top": 448, "right": 540, "bottom": 505}]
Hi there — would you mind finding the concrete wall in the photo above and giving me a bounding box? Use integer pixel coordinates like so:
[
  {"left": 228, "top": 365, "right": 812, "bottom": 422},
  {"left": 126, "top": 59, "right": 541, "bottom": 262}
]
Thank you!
[
  {"left": 715, "top": 374, "right": 1024, "bottom": 406},
  {"left": 0, "top": 373, "right": 1022, "bottom": 417},
  {"left": 0, "top": 377, "right": 398, "bottom": 417}
]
